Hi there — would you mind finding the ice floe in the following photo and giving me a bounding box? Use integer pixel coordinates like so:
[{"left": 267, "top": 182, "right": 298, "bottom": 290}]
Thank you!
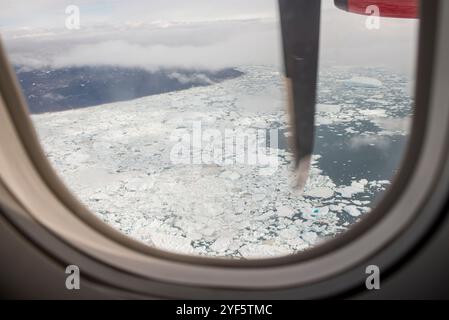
[
  {"left": 30, "top": 65, "right": 411, "bottom": 258},
  {"left": 342, "top": 76, "right": 383, "bottom": 88},
  {"left": 343, "top": 205, "right": 362, "bottom": 217}
]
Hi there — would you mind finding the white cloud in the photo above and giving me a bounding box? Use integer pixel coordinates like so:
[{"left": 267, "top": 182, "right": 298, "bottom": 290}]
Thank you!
[
  {"left": 0, "top": 0, "right": 277, "bottom": 29},
  {"left": 4, "top": 18, "right": 283, "bottom": 70},
  {"left": 52, "top": 29, "right": 281, "bottom": 70},
  {"left": 0, "top": 0, "right": 418, "bottom": 74}
]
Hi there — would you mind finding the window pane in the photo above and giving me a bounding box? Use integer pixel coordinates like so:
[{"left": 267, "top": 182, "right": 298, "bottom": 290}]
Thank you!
[
  {"left": 0, "top": 0, "right": 418, "bottom": 259},
  {"left": 314, "top": 0, "right": 418, "bottom": 225}
]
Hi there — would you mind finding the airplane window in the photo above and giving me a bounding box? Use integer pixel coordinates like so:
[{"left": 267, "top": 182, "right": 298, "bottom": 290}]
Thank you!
[{"left": 0, "top": 0, "right": 419, "bottom": 259}]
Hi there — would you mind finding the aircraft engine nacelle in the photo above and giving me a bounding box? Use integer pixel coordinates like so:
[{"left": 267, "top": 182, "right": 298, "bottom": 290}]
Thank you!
[{"left": 334, "top": 0, "right": 419, "bottom": 19}]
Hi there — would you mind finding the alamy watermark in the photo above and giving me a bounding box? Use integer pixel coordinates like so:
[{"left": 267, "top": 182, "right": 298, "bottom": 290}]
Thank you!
[
  {"left": 365, "top": 265, "right": 381, "bottom": 290},
  {"left": 169, "top": 121, "right": 280, "bottom": 174},
  {"left": 65, "top": 264, "right": 80, "bottom": 290},
  {"left": 65, "top": 5, "right": 81, "bottom": 30},
  {"left": 365, "top": 5, "right": 381, "bottom": 30}
]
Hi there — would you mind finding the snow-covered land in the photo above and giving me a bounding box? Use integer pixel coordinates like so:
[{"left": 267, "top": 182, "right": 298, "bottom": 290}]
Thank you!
[{"left": 31, "top": 65, "right": 413, "bottom": 259}]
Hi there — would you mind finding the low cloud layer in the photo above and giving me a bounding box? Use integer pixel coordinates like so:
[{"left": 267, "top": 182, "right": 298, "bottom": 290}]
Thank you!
[
  {"left": 4, "top": 18, "right": 283, "bottom": 71},
  {"left": 1, "top": 0, "right": 419, "bottom": 74},
  {"left": 53, "top": 20, "right": 281, "bottom": 70}
]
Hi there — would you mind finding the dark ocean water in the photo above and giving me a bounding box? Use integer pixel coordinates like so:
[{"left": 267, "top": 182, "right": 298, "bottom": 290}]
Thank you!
[{"left": 16, "top": 66, "right": 243, "bottom": 114}]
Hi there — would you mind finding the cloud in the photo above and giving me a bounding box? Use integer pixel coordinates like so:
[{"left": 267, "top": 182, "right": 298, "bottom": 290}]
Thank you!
[
  {"left": 0, "top": 0, "right": 419, "bottom": 74},
  {"left": 53, "top": 29, "right": 281, "bottom": 70},
  {"left": 4, "top": 18, "right": 283, "bottom": 71},
  {"left": 0, "top": 0, "right": 278, "bottom": 29}
]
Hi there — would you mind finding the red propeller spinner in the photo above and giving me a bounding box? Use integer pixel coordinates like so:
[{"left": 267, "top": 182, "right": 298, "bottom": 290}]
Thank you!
[{"left": 334, "top": 0, "right": 419, "bottom": 19}]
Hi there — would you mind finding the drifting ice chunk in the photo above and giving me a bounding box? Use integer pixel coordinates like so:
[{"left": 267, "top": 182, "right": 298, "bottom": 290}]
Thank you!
[
  {"left": 359, "top": 109, "right": 388, "bottom": 117},
  {"left": 313, "top": 206, "right": 329, "bottom": 216},
  {"left": 337, "top": 180, "right": 366, "bottom": 198},
  {"left": 343, "top": 205, "right": 361, "bottom": 217},
  {"left": 302, "top": 231, "right": 318, "bottom": 244},
  {"left": 360, "top": 179, "right": 368, "bottom": 186},
  {"left": 343, "top": 76, "right": 383, "bottom": 88},
  {"left": 279, "top": 227, "right": 299, "bottom": 240},
  {"left": 150, "top": 234, "right": 195, "bottom": 254},
  {"left": 220, "top": 171, "right": 241, "bottom": 181},
  {"left": 210, "top": 237, "right": 232, "bottom": 252},
  {"left": 330, "top": 205, "right": 342, "bottom": 212},
  {"left": 304, "top": 187, "right": 334, "bottom": 199},
  {"left": 317, "top": 104, "right": 341, "bottom": 114},
  {"left": 239, "top": 244, "right": 292, "bottom": 259},
  {"left": 276, "top": 206, "right": 295, "bottom": 218}
]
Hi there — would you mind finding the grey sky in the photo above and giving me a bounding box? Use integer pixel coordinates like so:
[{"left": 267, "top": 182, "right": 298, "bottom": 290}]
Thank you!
[
  {"left": 0, "top": 0, "right": 419, "bottom": 75},
  {"left": 0, "top": 0, "right": 277, "bottom": 29}
]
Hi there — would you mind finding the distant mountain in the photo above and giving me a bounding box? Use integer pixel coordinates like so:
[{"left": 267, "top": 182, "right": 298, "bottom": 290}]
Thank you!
[{"left": 14, "top": 66, "right": 244, "bottom": 114}]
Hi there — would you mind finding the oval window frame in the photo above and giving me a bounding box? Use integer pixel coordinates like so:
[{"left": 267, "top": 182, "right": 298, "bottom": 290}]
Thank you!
[{"left": 0, "top": 0, "right": 448, "bottom": 299}]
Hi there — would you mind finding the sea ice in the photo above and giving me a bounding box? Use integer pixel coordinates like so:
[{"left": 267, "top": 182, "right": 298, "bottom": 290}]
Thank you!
[
  {"left": 301, "top": 231, "right": 318, "bottom": 244},
  {"left": 304, "top": 187, "right": 334, "bottom": 199},
  {"left": 317, "top": 104, "right": 342, "bottom": 114},
  {"left": 337, "top": 181, "right": 366, "bottom": 198},
  {"left": 343, "top": 205, "right": 362, "bottom": 217},
  {"left": 276, "top": 206, "right": 295, "bottom": 218},
  {"left": 30, "top": 65, "right": 404, "bottom": 258},
  {"left": 343, "top": 76, "right": 383, "bottom": 88}
]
